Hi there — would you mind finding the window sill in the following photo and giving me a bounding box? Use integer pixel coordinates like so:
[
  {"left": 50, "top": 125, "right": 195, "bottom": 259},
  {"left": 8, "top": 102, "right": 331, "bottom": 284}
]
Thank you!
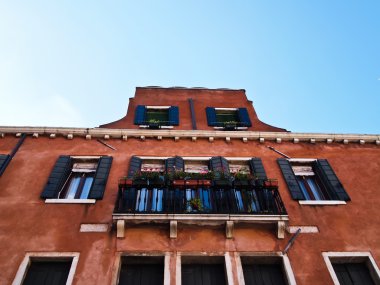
[
  {"left": 298, "top": 200, "right": 346, "bottom": 206},
  {"left": 213, "top": 127, "right": 248, "bottom": 130},
  {"left": 45, "top": 199, "right": 96, "bottom": 204},
  {"left": 138, "top": 125, "right": 174, "bottom": 129}
]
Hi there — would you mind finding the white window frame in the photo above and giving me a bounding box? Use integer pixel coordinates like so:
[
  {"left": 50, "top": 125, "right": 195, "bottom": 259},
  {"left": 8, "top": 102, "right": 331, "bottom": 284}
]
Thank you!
[
  {"left": 111, "top": 252, "right": 170, "bottom": 285},
  {"left": 176, "top": 252, "right": 234, "bottom": 285},
  {"left": 12, "top": 252, "right": 80, "bottom": 285},
  {"left": 323, "top": 252, "right": 380, "bottom": 285},
  {"left": 45, "top": 156, "right": 100, "bottom": 204},
  {"left": 139, "top": 106, "right": 174, "bottom": 129},
  {"left": 288, "top": 158, "right": 345, "bottom": 206},
  {"left": 236, "top": 252, "right": 297, "bottom": 285}
]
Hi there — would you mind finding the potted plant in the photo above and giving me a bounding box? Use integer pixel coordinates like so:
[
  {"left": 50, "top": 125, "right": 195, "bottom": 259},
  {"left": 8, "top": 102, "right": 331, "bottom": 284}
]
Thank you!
[
  {"left": 233, "top": 172, "right": 255, "bottom": 187},
  {"left": 133, "top": 171, "right": 165, "bottom": 186},
  {"left": 223, "top": 121, "right": 238, "bottom": 130},
  {"left": 147, "top": 119, "right": 161, "bottom": 129},
  {"left": 189, "top": 198, "right": 203, "bottom": 212}
]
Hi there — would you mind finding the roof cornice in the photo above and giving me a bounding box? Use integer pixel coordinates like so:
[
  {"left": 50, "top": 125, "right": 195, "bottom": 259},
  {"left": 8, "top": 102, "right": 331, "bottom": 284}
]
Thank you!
[{"left": 0, "top": 126, "right": 379, "bottom": 145}]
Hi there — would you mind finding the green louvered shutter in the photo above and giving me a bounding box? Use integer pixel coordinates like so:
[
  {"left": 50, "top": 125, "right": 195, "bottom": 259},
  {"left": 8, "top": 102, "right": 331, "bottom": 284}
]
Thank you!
[
  {"left": 237, "top": 108, "right": 252, "bottom": 127},
  {"left": 41, "top": 156, "right": 72, "bottom": 199},
  {"left": 166, "top": 156, "right": 184, "bottom": 173},
  {"left": 134, "top": 105, "right": 146, "bottom": 125},
  {"left": 210, "top": 156, "right": 230, "bottom": 178},
  {"left": 206, "top": 107, "right": 218, "bottom": 126},
  {"left": 127, "top": 156, "right": 143, "bottom": 178},
  {"left": 249, "top": 158, "right": 267, "bottom": 180},
  {"left": 314, "top": 159, "right": 350, "bottom": 201},
  {"left": 277, "top": 158, "right": 305, "bottom": 200},
  {"left": 88, "top": 156, "right": 113, "bottom": 199},
  {"left": 168, "top": 106, "right": 179, "bottom": 126}
]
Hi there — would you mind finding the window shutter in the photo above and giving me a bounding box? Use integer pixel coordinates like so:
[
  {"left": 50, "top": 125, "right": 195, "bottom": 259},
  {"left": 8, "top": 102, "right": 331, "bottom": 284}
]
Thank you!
[
  {"left": 249, "top": 158, "right": 267, "bottom": 180},
  {"left": 237, "top": 108, "right": 252, "bottom": 127},
  {"left": 166, "top": 156, "right": 184, "bottom": 173},
  {"left": 0, "top": 154, "right": 11, "bottom": 176},
  {"left": 40, "top": 156, "right": 72, "bottom": 199},
  {"left": 127, "top": 156, "right": 142, "bottom": 178},
  {"left": 206, "top": 107, "right": 217, "bottom": 126},
  {"left": 314, "top": 159, "right": 350, "bottom": 201},
  {"left": 168, "top": 106, "right": 179, "bottom": 126},
  {"left": 210, "top": 156, "right": 230, "bottom": 177},
  {"left": 277, "top": 158, "right": 305, "bottom": 200},
  {"left": 88, "top": 156, "right": 113, "bottom": 199},
  {"left": 134, "top": 105, "right": 146, "bottom": 125}
]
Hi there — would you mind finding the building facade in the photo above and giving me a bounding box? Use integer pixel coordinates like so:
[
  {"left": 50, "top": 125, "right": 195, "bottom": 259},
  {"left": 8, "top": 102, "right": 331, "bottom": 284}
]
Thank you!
[{"left": 1, "top": 87, "right": 380, "bottom": 285}]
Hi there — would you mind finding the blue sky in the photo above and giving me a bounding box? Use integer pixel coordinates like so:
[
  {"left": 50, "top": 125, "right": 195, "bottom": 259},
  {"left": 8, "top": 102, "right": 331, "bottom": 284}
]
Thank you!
[{"left": 0, "top": 1, "right": 379, "bottom": 134}]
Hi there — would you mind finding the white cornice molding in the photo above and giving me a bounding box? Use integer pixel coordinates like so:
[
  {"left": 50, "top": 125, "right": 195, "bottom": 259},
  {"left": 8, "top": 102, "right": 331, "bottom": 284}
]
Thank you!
[{"left": 0, "top": 126, "right": 379, "bottom": 145}]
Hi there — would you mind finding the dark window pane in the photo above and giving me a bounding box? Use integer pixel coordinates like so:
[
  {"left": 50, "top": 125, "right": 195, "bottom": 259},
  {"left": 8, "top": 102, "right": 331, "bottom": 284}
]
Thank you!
[
  {"left": 215, "top": 110, "right": 239, "bottom": 124},
  {"left": 243, "top": 264, "right": 287, "bottom": 285},
  {"left": 182, "top": 264, "right": 226, "bottom": 285},
  {"left": 118, "top": 264, "right": 164, "bottom": 285},
  {"left": 23, "top": 260, "right": 72, "bottom": 285},
  {"left": 146, "top": 109, "right": 169, "bottom": 123},
  {"left": 333, "top": 263, "right": 375, "bottom": 285}
]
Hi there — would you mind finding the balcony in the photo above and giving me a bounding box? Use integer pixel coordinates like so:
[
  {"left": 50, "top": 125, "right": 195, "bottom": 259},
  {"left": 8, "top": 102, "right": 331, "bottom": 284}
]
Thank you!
[{"left": 113, "top": 179, "right": 288, "bottom": 239}]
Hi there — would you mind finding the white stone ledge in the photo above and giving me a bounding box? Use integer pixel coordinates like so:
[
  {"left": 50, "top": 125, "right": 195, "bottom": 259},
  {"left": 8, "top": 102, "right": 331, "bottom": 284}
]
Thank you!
[
  {"left": 112, "top": 214, "right": 288, "bottom": 224},
  {"left": 0, "top": 126, "right": 379, "bottom": 145},
  {"left": 45, "top": 199, "right": 96, "bottom": 204},
  {"left": 80, "top": 224, "right": 109, "bottom": 232},
  {"left": 298, "top": 200, "right": 346, "bottom": 206}
]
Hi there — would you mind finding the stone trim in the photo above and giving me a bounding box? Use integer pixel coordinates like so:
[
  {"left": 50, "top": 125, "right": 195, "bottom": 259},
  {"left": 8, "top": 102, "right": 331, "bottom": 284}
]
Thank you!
[
  {"left": 298, "top": 200, "right": 346, "bottom": 206},
  {"left": 12, "top": 252, "right": 79, "bottom": 285},
  {"left": 80, "top": 223, "right": 109, "bottom": 232},
  {"left": 45, "top": 199, "right": 96, "bottom": 204},
  {"left": 0, "top": 126, "right": 379, "bottom": 145}
]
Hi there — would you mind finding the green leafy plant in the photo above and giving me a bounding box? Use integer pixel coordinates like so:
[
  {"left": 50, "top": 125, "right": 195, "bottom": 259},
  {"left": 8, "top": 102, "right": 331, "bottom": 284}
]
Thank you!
[
  {"left": 168, "top": 171, "right": 215, "bottom": 180},
  {"left": 189, "top": 198, "right": 203, "bottom": 211},
  {"left": 233, "top": 171, "right": 255, "bottom": 181}
]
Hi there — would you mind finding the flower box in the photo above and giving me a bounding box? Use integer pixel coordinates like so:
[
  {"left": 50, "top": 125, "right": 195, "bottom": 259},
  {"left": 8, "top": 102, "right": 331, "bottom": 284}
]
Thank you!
[
  {"left": 213, "top": 179, "right": 232, "bottom": 187},
  {"left": 118, "top": 178, "right": 133, "bottom": 187},
  {"left": 264, "top": 179, "right": 278, "bottom": 187}
]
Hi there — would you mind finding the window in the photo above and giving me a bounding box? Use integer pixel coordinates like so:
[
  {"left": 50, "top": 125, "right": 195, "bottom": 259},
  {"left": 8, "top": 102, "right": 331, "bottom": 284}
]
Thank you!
[
  {"left": 12, "top": 253, "right": 79, "bottom": 285},
  {"left": 41, "top": 156, "right": 113, "bottom": 202},
  {"left": 118, "top": 256, "right": 165, "bottom": 285},
  {"left": 323, "top": 252, "right": 380, "bottom": 285},
  {"left": 181, "top": 256, "right": 227, "bottom": 285},
  {"left": 134, "top": 105, "right": 179, "bottom": 128},
  {"left": 239, "top": 255, "right": 296, "bottom": 285},
  {"left": 278, "top": 158, "right": 350, "bottom": 203},
  {"left": 206, "top": 107, "right": 252, "bottom": 130}
]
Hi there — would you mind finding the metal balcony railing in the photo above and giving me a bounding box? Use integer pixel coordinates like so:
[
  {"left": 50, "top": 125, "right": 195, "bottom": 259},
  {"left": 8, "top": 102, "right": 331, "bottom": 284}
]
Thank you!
[{"left": 114, "top": 182, "right": 287, "bottom": 216}]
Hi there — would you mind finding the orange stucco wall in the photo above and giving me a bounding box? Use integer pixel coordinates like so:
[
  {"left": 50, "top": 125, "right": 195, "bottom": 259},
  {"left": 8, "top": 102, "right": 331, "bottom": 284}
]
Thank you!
[
  {"left": 100, "top": 87, "right": 287, "bottom": 132},
  {"left": 1, "top": 134, "right": 380, "bottom": 284}
]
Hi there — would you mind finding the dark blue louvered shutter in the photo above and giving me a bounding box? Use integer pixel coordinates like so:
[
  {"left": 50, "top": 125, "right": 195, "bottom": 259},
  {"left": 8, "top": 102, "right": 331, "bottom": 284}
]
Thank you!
[
  {"left": 206, "top": 107, "right": 217, "bottom": 126},
  {"left": 88, "top": 156, "right": 113, "bottom": 199},
  {"left": 277, "top": 158, "right": 305, "bottom": 200},
  {"left": 314, "top": 159, "right": 350, "bottom": 201},
  {"left": 249, "top": 158, "right": 267, "bottom": 180},
  {"left": 168, "top": 106, "right": 179, "bottom": 126},
  {"left": 237, "top": 108, "right": 252, "bottom": 127},
  {"left": 127, "top": 156, "right": 142, "bottom": 178},
  {"left": 134, "top": 105, "right": 146, "bottom": 125},
  {"left": 0, "top": 154, "right": 11, "bottom": 176},
  {"left": 41, "top": 156, "right": 72, "bottom": 199},
  {"left": 210, "top": 156, "right": 230, "bottom": 177},
  {"left": 166, "top": 156, "right": 184, "bottom": 173}
]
